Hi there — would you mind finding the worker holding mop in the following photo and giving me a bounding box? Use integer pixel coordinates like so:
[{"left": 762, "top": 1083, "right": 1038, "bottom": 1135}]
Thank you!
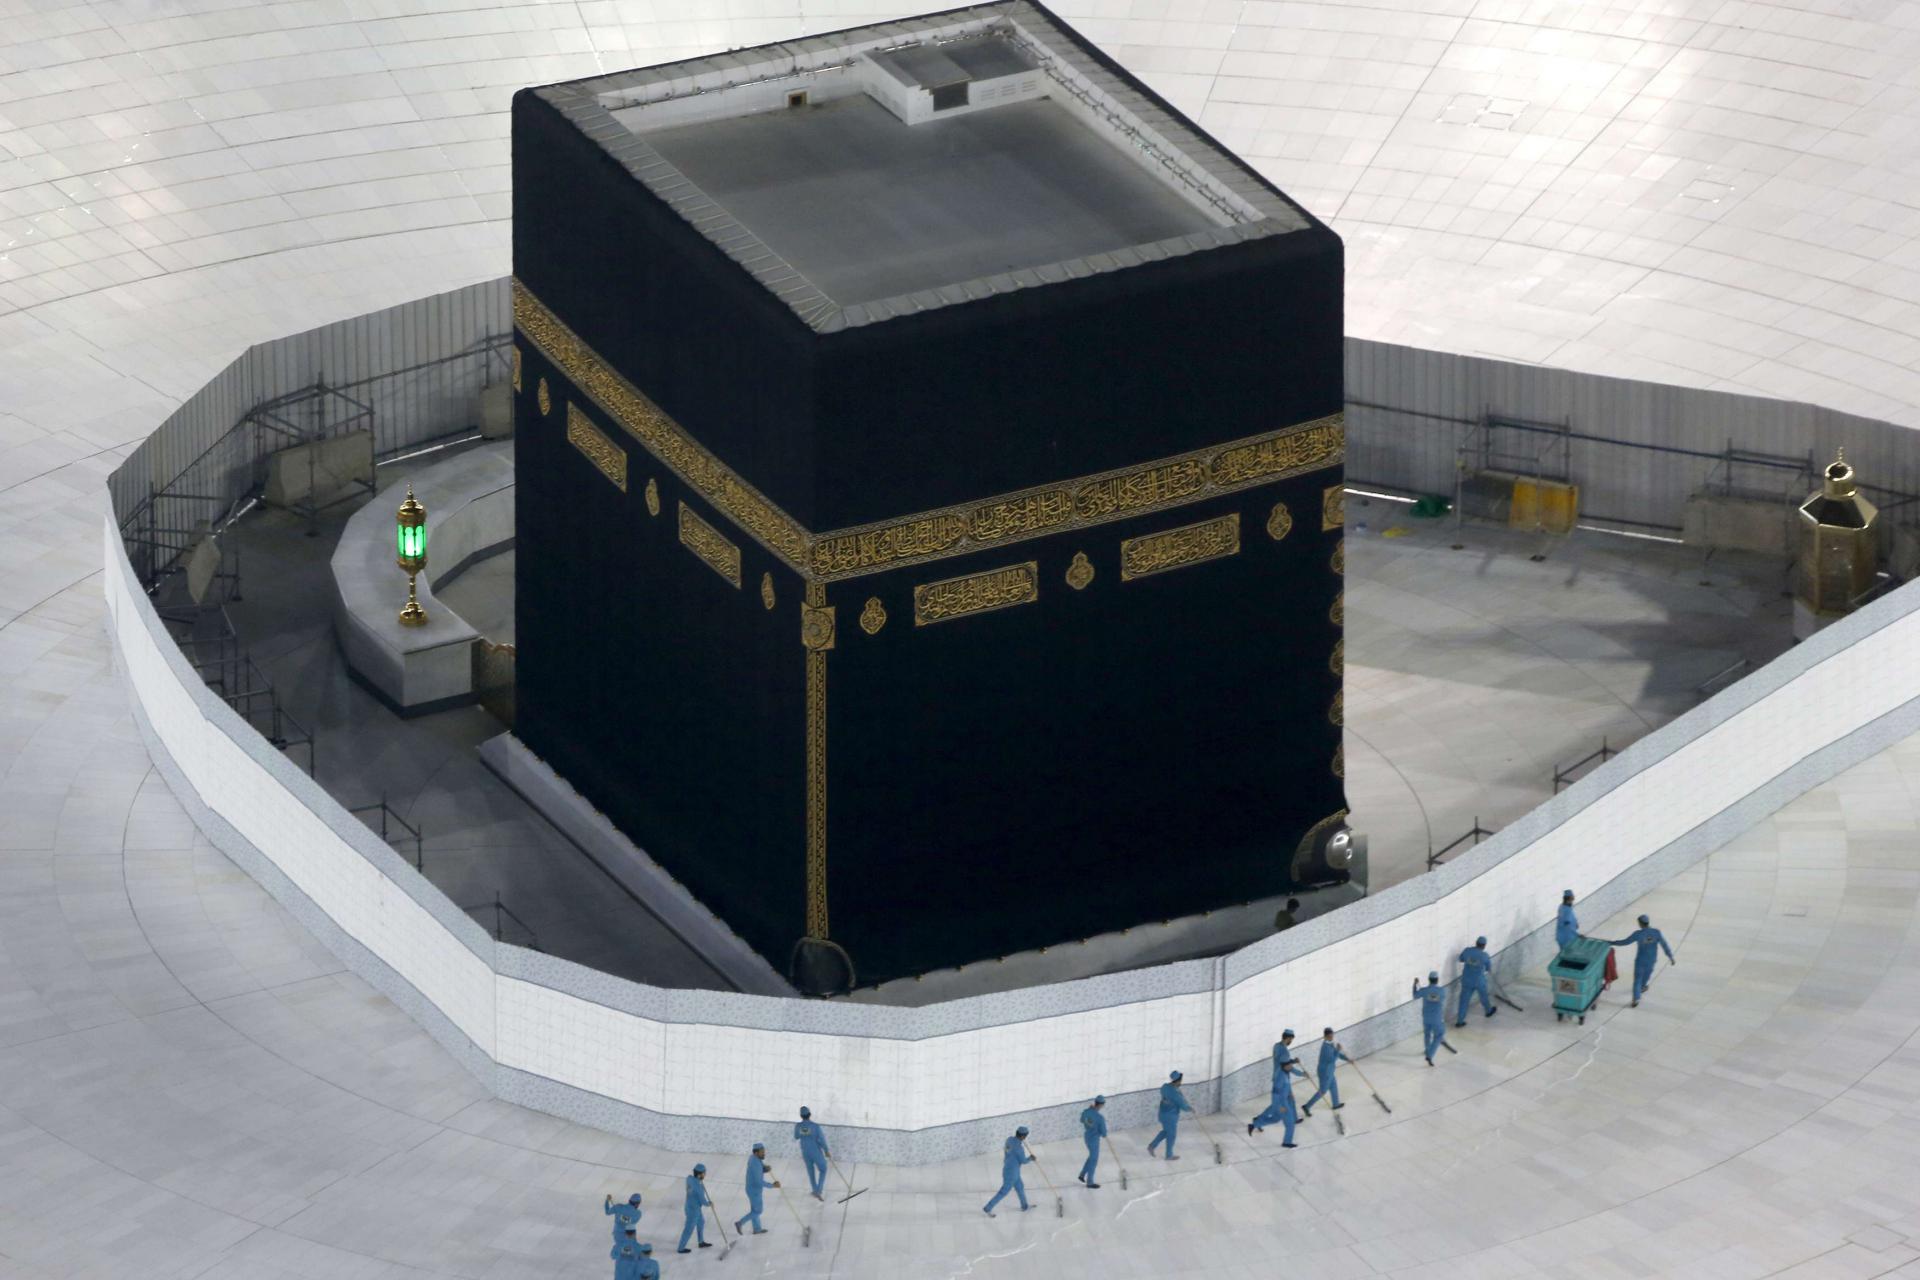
[
  {"left": 1302, "top": 1027, "right": 1352, "bottom": 1116},
  {"left": 1147, "top": 1071, "right": 1193, "bottom": 1160},
  {"left": 983, "top": 1126, "right": 1034, "bottom": 1216},
  {"left": 1077, "top": 1096, "right": 1107, "bottom": 1189},
  {"left": 1415, "top": 971, "right": 1449, "bottom": 1064},
  {"left": 1455, "top": 936, "right": 1497, "bottom": 1026}
]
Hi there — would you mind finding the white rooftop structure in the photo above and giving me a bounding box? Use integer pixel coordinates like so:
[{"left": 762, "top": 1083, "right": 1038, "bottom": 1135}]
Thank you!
[{"left": 560, "top": 2, "right": 1313, "bottom": 328}]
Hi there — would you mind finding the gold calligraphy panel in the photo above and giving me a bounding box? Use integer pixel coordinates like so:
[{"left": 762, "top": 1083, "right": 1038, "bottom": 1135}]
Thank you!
[
  {"left": 566, "top": 404, "right": 627, "bottom": 492},
  {"left": 516, "top": 281, "right": 811, "bottom": 565},
  {"left": 678, "top": 502, "right": 741, "bottom": 588},
  {"left": 913, "top": 562, "right": 1039, "bottom": 626},
  {"left": 516, "top": 279, "right": 1344, "bottom": 582},
  {"left": 1212, "top": 421, "right": 1345, "bottom": 484},
  {"left": 1120, "top": 513, "right": 1241, "bottom": 582}
]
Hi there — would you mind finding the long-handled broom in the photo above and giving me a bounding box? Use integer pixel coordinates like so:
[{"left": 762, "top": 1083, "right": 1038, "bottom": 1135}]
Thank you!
[
  {"left": 1188, "top": 1110, "right": 1225, "bottom": 1165},
  {"left": 703, "top": 1198, "right": 736, "bottom": 1261},
  {"left": 1349, "top": 1060, "right": 1392, "bottom": 1115},
  {"left": 775, "top": 1179, "right": 810, "bottom": 1248},
  {"left": 1022, "top": 1140, "right": 1064, "bottom": 1218},
  {"left": 826, "top": 1156, "right": 867, "bottom": 1204},
  {"left": 1104, "top": 1137, "right": 1130, "bottom": 1190}
]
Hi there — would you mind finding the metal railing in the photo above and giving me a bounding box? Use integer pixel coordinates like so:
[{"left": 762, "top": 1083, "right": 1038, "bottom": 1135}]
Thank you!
[
  {"left": 464, "top": 894, "right": 540, "bottom": 951},
  {"left": 1427, "top": 818, "right": 1495, "bottom": 870},
  {"left": 1552, "top": 739, "right": 1617, "bottom": 793},
  {"left": 349, "top": 797, "right": 424, "bottom": 869}
]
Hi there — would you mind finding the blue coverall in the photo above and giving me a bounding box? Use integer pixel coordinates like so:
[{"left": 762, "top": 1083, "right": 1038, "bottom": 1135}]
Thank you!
[
  {"left": 1456, "top": 945, "right": 1495, "bottom": 1023},
  {"left": 794, "top": 1120, "right": 831, "bottom": 1196},
  {"left": 983, "top": 1135, "right": 1032, "bottom": 1213},
  {"left": 1304, "top": 1038, "right": 1351, "bottom": 1111},
  {"left": 1418, "top": 982, "right": 1448, "bottom": 1061},
  {"left": 1078, "top": 1106, "right": 1106, "bottom": 1184},
  {"left": 633, "top": 1254, "right": 659, "bottom": 1280},
  {"left": 1252, "top": 1060, "right": 1306, "bottom": 1141},
  {"left": 1147, "top": 1082, "right": 1191, "bottom": 1158},
  {"left": 605, "top": 1199, "right": 640, "bottom": 1246},
  {"left": 612, "top": 1242, "right": 643, "bottom": 1280},
  {"left": 1556, "top": 902, "right": 1580, "bottom": 949},
  {"left": 735, "top": 1155, "right": 775, "bottom": 1233},
  {"left": 1609, "top": 927, "right": 1675, "bottom": 1001},
  {"left": 678, "top": 1174, "right": 709, "bottom": 1251}
]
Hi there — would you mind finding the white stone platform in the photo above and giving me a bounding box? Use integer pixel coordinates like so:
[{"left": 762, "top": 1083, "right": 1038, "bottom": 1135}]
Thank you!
[{"left": 328, "top": 442, "right": 514, "bottom": 715}]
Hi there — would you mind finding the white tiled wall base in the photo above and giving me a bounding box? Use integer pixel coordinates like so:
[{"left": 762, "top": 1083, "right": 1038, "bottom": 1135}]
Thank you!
[{"left": 106, "top": 502, "right": 1920, "bottom": 1161}]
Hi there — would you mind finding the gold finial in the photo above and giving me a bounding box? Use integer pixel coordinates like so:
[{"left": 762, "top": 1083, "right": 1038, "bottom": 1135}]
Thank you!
[{"left": 1823, "top": 448, "right": 1856, "bottom": 498}]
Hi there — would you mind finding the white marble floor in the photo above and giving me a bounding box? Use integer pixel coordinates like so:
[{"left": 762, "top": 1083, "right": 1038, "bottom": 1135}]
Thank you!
[{"left": 4, "top": 555, "right": 1920, "bottom": 1277}]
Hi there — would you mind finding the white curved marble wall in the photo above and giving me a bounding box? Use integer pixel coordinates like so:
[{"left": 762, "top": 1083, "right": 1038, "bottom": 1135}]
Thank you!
[{"left": 105, "top": 430, "right": 1920, "bottom": 1161}]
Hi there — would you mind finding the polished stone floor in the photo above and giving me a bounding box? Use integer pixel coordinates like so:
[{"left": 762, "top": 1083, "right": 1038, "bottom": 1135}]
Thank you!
[{"left": 2, "top": 554, "right": 1917, "bottom": 1277}]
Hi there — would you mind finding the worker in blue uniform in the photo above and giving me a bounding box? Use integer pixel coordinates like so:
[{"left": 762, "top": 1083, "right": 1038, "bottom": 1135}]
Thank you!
[
  {"left": 605, "top": 1192, "right": 642, "bottom": 1245},
  {"left": 1302, "top": 1027, "right": 1351, "bottom": 1115},
  {"left": 1248, "top": 1037, "right": 1308, "bottom": 1146},
  {"left": 1146, "top": 1070, "right": 1192, "bottom": 1160},
  {"left": 1077, "top": 1096, "right": 1107, "bottom": 1188},
  {"left": 1557, "top": 890, "right": 1580, "bottom": 949},
  {"left": 677, "top": 1164, "right": 711, "bottom": 1254},
  {"left": 632, "top": 1241, "right": 659, "bottom": 1280},
  {"left": 794, "top": 1106, "right": 831, "bottom": 1200},
  {"left": 1607, "top": 914, "right": 1676, "bottom": 1005},
  {"left": 733, "top": 1142, "right": 779, "bottom": 1235},
  {"left": 1414, "top": 971, "right": 1449, "bottom": 1064},
  {"left": 983, "top": 1125, "right": 1034, "bottom": 1215},
  {"left": 612, "top": 1231, "right": 644, "bottom": 1280},
  {"left": 1455, "top": 935, "right": 1497, "bottom": 1025}
]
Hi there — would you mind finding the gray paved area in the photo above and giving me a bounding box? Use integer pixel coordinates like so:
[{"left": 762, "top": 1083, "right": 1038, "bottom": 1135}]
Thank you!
[
  {"left": 207, "top": 469, "right": 1789, "bottom": 999},
  {"left": 3, "top": 557, "right": 1918, "bottom": 1277}
]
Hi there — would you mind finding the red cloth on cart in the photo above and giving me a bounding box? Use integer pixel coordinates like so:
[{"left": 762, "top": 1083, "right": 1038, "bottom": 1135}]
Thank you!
[{"left": 1604, "top": 948, "right": 1618, "bottom": 988}]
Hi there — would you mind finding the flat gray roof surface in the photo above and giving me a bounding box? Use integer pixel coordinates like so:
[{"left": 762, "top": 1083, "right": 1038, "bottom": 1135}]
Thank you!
[{"left": 638, "top": 93, "right": 1218, "bottom": 308}]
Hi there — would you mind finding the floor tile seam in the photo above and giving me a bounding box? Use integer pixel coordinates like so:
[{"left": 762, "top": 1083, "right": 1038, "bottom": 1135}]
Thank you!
[
  {"left": 1370, "top": 923, "right": 1920, "bottom": 1273},
  {"left": 108, "top": 763, "right": 461, "bottom": 1155}
]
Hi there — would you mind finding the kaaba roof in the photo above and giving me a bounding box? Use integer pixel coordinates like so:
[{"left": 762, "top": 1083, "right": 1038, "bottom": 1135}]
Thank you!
[{"left": 531, "top": 3, "right": 1314, "bottom": 333}]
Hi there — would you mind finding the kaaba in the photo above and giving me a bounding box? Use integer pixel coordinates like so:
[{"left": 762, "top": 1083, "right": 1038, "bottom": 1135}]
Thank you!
[{"left": 510, "top": 1, "right": 1347, "bottom": 991}]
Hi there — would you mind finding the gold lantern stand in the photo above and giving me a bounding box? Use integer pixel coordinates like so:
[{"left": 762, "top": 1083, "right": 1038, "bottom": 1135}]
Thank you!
[
  {"left": 1793, "top": 450, "right": 1877, "bottom": 639},
  {"left": 396, "top": 484, "right": 429, "bottom": 627}
]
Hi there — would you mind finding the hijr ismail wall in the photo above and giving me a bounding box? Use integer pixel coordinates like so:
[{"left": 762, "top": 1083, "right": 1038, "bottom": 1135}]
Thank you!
[{"left": 508, "top": 12, "right": 1348, "bottom": 988}]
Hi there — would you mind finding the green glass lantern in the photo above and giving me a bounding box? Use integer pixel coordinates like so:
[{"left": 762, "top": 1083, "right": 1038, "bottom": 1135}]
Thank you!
[{"left": 396, "top": 484, "right": 428, "bottom": 627}]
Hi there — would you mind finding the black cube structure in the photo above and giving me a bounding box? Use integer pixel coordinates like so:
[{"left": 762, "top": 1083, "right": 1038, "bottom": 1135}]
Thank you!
[{"left": 511, "top": 1, "right": 1347, "bottom": 990}]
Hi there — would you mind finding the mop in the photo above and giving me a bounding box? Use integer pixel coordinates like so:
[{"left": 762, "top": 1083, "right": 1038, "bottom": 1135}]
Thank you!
[
  {"left": 1188, "top": 1110, "right": 1225, "bottom": 1165},
  {"left": 704, "top": 1199, "right": 736, "bottom": 1261},
  {"left": 827, "top": 1156, "right": 868, "bottom": 1204},
  {"left": 775, "top": 1180, "right": 811, "bottom": 1247},
  {"left": 1023, "top": 1140, "right": 1065, "bottom": 1218},
  {"left": 1350, "top": 1059, "right": 1392, "bottom": 1115},
  {"left": 1493, "top": 972, "right": 1525, "bottom": 1012},
  {"left": 1104, "top": 1137, "right": 1130, "bottom": 1190}
]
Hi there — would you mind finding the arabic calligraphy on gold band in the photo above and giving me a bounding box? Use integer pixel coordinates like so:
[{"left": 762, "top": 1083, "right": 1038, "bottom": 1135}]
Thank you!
[
  {"left": 678, "top": 502, "right": 742, "bottom": 588},
  {"left": 566, "top": 404, "right": 627, "bottom": 492},
  {"left": 515, "top": 279, "right": 1343, "bottom": 583}
]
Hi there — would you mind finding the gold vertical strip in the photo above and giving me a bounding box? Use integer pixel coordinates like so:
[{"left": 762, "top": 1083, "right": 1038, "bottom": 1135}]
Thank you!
[{"left": 805, "top": 582, "right": 829, "bottom": 940}]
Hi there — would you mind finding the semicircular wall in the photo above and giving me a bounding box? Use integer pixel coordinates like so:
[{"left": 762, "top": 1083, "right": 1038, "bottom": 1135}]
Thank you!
[{"left": 103, "top": 282, "right": 1920, "bottom": 1163}]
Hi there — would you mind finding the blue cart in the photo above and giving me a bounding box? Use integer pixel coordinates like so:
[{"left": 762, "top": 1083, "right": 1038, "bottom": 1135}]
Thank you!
[{"left": 1549, "top": 936, "right": 1610, "bottom": 1024}]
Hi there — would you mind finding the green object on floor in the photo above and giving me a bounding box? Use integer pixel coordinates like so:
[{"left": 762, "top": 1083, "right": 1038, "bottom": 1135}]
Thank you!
[{"left": 1410, "top": 495, "right": 1451, "bottom": 518}]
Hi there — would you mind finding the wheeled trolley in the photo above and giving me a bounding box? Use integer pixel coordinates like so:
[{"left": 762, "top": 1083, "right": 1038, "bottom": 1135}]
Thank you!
[{"left": 1549, "top": 936, "right": 1610, "bottom": 1024}]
